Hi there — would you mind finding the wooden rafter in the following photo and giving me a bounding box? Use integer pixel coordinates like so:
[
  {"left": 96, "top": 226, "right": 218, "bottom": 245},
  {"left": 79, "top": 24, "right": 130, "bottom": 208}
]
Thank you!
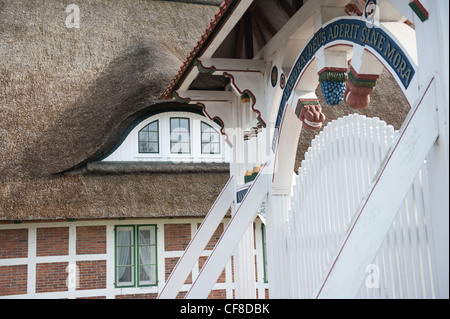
[
  {"left": 273, "top": 0, "right": 295, "bottom": 19},
  {"left": 234, "top": 19, "right": 245, "bottom": 59},
  {"left": 252, "top": 5, "right": 277, "bottom": 38},
  {"left": 293, "top": 0, "right": 303, "bottom": 12},
  {"left": 243, "top": 11, "right": 254, "bottom": 59},
  {"left": 251, "top": 14, "right": 266, "bottom": 52}
]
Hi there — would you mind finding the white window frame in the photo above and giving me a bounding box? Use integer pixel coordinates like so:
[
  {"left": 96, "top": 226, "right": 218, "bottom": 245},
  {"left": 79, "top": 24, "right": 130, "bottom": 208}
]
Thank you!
[{"left": 102, "top": 112, "right": 227, "bottom": 163}]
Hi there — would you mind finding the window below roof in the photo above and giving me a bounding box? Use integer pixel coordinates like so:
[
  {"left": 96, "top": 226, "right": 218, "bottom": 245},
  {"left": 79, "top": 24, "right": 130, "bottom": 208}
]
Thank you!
[{"left": 102, "top": 112, "right": 229, "bottom": 163}]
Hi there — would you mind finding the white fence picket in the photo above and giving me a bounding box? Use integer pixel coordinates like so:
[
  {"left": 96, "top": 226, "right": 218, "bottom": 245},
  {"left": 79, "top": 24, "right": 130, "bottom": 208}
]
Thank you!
[{"left": 288, "top": 114, "right": 436, "bottom": 299}]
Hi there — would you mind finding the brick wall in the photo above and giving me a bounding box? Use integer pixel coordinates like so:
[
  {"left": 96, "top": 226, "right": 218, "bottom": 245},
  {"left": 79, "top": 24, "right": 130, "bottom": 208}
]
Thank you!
[
  {"left": 37, "top": 227, "right": 69, "bottom": 256},
  {"left": 0, "top": 265, "right": 27, "bottom": 296},
  {"left": 76, "top": 226, "right": 106, "bottom": 255},
  {"left": 0, "top": 219, "right": 268, "bottom": 299},
  {"left": 76, "top": 260, "right": 107, "bottom": 290},
  {"left": 0, "top": 229, "right": 28, "bottom": 259},
  {"left": 164, "top": 224, "right": 191, "bottom": 251},
  {"left": 36, "top": 262, "right": 69, "bottom": 293}
]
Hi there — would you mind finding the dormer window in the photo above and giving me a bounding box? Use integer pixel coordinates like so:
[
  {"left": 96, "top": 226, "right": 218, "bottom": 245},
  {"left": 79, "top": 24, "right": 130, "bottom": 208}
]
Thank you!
[{"left": 101, "top": 111, "right": 229, "bottom": 163}]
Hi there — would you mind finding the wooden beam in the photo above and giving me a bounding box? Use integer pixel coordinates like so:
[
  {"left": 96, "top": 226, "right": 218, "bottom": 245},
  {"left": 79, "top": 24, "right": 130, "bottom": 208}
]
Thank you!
[
  {"left": 198, "top": 58, "right": 267, "bottom": 73},
  {"left": 258, "top": 0, "right": 328, "bottom": 61},
  {"left": 253, "top": 5, "right": 277, "bottom": 39},
  {"left": 243, "top": 11, "right": 254, "bottom": 59},
  {"left": 234, "top": 19, "right": 245, "bottom": 59},
  {"left": 315, "top": 78, "right": 439, "bottom": 299},
  {"left": 252, "top": 14, "right": 266, "bottom": 52},
  {"left": 293, "top": 0, "right": 304, "bottom": 12},
  {"left": 273, "top": 0, "right": 295, "bottom": 19},
  {"left": 175, "top": 90, "right": 233, "bottom": 102}
]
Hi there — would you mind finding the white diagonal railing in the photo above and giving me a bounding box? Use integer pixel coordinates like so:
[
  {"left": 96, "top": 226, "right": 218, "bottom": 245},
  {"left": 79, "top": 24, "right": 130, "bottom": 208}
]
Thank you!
[
  {"left": 158, "top": 176, "right": 234, "bottom": 299},
  {"left": 186, "top": 162, "right": 270, "bottom": 299}
]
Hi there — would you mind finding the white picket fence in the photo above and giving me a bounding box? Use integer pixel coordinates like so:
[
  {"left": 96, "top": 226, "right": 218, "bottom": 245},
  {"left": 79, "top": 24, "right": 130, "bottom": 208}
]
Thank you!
[{"left": 288, "top": 114, "right": 436, "bottom": 298}]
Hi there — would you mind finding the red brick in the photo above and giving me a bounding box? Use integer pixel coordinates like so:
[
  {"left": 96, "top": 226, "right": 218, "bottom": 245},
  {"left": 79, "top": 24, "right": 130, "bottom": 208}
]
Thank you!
[
  {"left": 0, "top": 229, "right": 28, "bottom": 259},
  {"left": 0, "top": 265, "right": 27, "bottom": 296},
  {"left": 76, "top": 226, "right": 106, "bottom": 255},
  {"left": 37, "top": 227, "right": 69, "bottom": 256},
  {"left": 36, "top": 262, "right": 69, "bottom": 293},
  {"left": 164, "top": 224, "right": 191, "bottom": 251}
]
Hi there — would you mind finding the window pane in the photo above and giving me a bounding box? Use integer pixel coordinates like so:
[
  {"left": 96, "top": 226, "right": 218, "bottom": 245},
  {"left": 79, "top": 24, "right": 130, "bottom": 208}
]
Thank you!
[
  {"left": 117, "top": 229, "right": 132, "bottom": 246},
  {"left": 170, "top": 118, "right": 180, "bottom": 130},
  {"left": 179, "top": 132, "right": 189, "bottom": 143},
  {"left": 139, "top": 120, "right": 159, "bottom": 153},
  {"left": 202, "top": 132, "right": 210, "bottom": 142},
  {"left": 139, "top": 246, "right": 156, "bottom": 265},
  {"left": 118, "top": 266, "right": 133, "bottom": 284},
  {"left": 148, "top": 142, "right": 158, "bottom": 153},
  {"left": 148, "top": 121, "right": 158, "bottom": 132},
  {"left": 139, "top": 265, "right": 156, "bottom": 285},
  {"left": 170, "top": 118, "right": 190, "bottom": 154},
  {"left": 179, "top": 118, "right": 189, "bottom": 132},
  {"left": 116, "top": 227, "right": 135, "bottom": 286},
  {"left": 210, "top": 143, "right": 220, "bottom": 154},
  {"left": 201, "top": 122, "right": 220, "bottom": 154},
  {"left": 139, "top": 229, "right": 151, "bottom": 245},
  {"left": 211, "top": 133, "right": 219, "bottom": 142},
  {"left": 180, "top": 143, "right": 190, "bottom": 153},
  {"left": 149, "top": 132, "right": 158, "bottom": 142},
  {"left": 117, "top": 246, "right": 133, "bottom": 266},
  {"left": 202, "top": 143, "right": 210, "bottom": 154},
  {"left": 139, "top": 131, "right": 148, "bottom": 141}
]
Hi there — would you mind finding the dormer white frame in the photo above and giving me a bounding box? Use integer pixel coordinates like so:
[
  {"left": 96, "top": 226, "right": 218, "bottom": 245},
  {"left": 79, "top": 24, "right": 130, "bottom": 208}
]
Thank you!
[{"left": 102, "top": 111, "right": 230, "bottom": 163}]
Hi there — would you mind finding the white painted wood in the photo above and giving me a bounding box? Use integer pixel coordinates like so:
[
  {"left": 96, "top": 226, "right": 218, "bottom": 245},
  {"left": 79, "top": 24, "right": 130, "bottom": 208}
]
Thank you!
[
  {"left": 185, "top": 163, "right": 270, "bottom": 299},
  {"left": 102, "top": 112, "right": 228, "bottom": 163},
  {"left": 198, "top": 58, "right": 267, "bottom": 73},
  {"left": 175, "top": 90, "right": 233, "bottom": 102},
  {"left": 315, "top": 78, "right": 438, "bottom": 298},
  {"left": 157, "top": 177, "right": 234, "bottom": 299}
]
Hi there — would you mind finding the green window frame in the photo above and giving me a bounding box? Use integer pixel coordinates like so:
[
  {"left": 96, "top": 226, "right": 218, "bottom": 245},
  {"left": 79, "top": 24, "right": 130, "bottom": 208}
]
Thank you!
[{"left": 115, "top": 225, "right": 158, "bottom": 288}]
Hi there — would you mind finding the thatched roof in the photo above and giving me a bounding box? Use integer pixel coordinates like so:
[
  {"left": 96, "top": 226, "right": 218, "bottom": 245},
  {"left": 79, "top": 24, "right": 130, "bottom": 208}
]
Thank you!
[{"left": 0, "top": 0, "right": 226, "bottom": 221}]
